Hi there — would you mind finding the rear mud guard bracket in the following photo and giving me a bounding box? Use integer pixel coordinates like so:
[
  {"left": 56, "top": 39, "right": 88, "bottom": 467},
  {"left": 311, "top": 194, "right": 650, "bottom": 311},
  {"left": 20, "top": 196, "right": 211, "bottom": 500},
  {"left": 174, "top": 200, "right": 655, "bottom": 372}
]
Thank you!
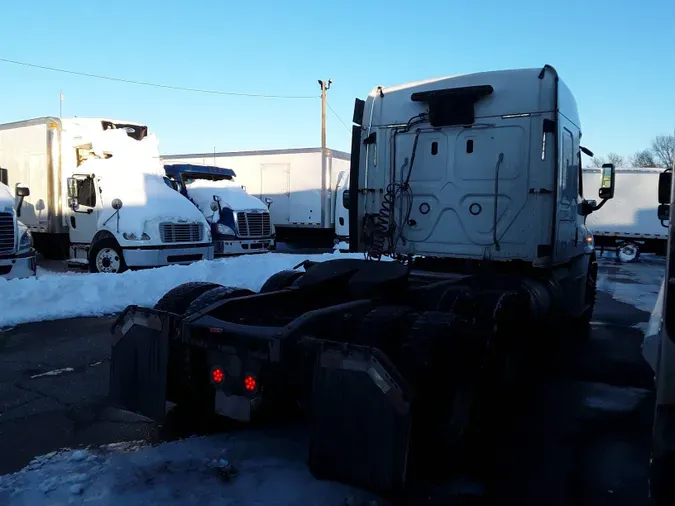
[
  {"left": 109, "top": 306, "right": 179, "bottom": 421},
  {"left": 308, "top": 342, "right": 415, "bottom": 499}
]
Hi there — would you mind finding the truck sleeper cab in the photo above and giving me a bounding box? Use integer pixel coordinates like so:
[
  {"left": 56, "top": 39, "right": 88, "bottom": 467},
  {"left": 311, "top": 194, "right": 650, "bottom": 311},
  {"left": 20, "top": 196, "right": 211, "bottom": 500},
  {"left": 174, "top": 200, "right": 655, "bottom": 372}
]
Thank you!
[
  {"left": 0, "top": 178, "right": 36, "bottom": 280},
  {"left": 163, "top": 164, "right": 275, "bottom": 255},
  {"left": 109, "top": 65, "right": 619, "bottom": 503}
]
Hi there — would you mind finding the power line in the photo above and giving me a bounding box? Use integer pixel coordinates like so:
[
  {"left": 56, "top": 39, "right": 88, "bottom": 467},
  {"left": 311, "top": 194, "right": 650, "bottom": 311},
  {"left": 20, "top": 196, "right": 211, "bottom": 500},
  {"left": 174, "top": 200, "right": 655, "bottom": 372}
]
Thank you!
[
  {"left": 326, "top": 101, "right": 352, "bottom": 133},
  {"left": 0, "top": 57, "right": 318, "bottom": 100}
]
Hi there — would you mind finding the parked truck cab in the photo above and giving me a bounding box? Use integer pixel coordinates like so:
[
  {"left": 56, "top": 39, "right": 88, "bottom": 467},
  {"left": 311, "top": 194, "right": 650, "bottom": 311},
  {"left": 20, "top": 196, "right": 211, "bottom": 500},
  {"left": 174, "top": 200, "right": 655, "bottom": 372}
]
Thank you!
[
  {"left": 0, "top": 179, "right": 36, "bottom": 280},
  {"left": 163, "top": 164, "right": 275, "bottom": 255}
]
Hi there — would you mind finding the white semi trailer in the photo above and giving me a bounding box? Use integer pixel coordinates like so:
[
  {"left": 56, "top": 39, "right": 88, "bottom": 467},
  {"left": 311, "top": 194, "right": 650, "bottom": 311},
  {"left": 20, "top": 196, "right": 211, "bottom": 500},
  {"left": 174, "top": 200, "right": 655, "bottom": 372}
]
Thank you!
[
  {"left": 0, "top": 118, "right": 214, "bottom": 273},
  {"left": 161, "top": 148, "right": 350, "bottom": 244},
  {"left": 582, "top": 168, "right": 667, "bottom": 262}
]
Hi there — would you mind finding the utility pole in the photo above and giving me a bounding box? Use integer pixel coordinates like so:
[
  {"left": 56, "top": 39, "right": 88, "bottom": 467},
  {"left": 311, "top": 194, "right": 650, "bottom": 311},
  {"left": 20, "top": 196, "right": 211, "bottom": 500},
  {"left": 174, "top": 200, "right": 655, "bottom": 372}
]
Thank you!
[
  {"left": 318, "top": 79, "right": 332, "bottom": 150},
  {"left": 318, "top": 79, "right": 332, "bottom": 228}
]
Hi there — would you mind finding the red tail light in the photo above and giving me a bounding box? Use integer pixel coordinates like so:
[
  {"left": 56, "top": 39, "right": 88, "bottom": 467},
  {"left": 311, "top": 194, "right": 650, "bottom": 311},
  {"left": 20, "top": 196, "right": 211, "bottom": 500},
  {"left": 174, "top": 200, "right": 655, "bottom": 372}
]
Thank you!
[
  {"left": 211, "top": 367, "right": 224, "bottom": 384},
  {"left": 244, "top": 375, "right": 257, "bottom": 392}
]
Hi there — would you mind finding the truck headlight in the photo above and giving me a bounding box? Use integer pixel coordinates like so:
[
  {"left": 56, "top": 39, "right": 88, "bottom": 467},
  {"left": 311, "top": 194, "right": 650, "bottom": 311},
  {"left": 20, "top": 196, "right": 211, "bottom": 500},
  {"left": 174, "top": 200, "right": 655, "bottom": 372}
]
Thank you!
[
  {"left": 216, "top": 224, "right": 236, "bottom": 236},
  {"left": 19, "top": 228, "right": 33, "bottom": 250}
]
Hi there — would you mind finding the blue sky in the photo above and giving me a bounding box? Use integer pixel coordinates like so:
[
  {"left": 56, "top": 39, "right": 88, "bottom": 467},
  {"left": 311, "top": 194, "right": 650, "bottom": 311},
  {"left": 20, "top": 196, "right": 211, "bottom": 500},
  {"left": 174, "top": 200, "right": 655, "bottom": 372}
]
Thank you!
[{"left": 1, "top": 0, "right": 673, "bottom": 160}]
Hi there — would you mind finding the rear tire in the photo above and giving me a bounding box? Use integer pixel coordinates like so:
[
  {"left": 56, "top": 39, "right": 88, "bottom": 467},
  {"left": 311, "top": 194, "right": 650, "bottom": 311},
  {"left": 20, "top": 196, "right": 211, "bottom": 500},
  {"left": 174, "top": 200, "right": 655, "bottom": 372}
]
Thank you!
[
  {"left": 154, "top": 282, "right": 223, "bottom": 314},
  {"left": 259, "top": 269, "right": 303, "bottom": 293},
  {"left": 186, "top": 285, "right": 255, "bottom": 315}
]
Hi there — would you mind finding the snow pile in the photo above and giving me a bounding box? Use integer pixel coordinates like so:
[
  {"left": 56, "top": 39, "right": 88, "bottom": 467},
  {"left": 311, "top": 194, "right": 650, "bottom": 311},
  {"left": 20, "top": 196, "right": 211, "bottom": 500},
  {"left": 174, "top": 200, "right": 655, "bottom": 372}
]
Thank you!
[
  {"left": 0, "top": 182, "right": 14, "bottom": 209},
  {"left": 0, "top": 431, "right": 384, "bottom": 505},
  {"left": 185, "top": 179, "right": 267, "bottom": 222},
  {"left": 76, "top": 130, "right": 207, "bottom": 238},
  {"left": 0, "top": 252, "right": 368, "bottom": 328}
]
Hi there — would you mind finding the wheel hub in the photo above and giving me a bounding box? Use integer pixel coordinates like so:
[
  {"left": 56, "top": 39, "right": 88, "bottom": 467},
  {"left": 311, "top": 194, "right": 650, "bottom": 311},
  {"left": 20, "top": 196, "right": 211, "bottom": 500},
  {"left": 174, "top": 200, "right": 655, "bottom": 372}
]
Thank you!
[{"left": 96, "top": 248, "right": 121, "bottom": 273}]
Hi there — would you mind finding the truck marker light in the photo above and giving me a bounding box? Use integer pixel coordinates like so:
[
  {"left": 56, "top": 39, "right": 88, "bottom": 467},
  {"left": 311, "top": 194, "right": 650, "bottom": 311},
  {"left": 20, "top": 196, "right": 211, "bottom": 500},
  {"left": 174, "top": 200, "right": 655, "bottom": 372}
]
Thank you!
[
  {"left": 211, "top": 367, "right": 224, "bottom": 384},
  {"left": 244, "top": 375, "right": 257, "bottom": 391}
]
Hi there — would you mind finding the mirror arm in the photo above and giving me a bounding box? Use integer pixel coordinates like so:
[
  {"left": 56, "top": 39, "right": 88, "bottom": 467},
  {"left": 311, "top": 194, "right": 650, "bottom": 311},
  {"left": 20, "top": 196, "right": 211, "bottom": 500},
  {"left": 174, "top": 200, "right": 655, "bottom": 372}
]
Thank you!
[
  {"left": 16, "top": 196, "right": 24, "bottom": 217},
  {"left": 593, "top": 198, "right": 609, "bottom": 212}
]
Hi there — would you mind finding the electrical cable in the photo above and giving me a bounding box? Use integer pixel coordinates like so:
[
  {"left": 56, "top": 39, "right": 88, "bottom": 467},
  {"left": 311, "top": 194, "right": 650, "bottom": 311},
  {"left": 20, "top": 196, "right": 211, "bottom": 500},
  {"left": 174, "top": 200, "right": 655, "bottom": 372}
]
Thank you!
[
  {"left": 326, "top": 101, "right": 351, "bottom": 133},
  {"left": 0, "top": 57, "right": 318, "bottom": 100}
]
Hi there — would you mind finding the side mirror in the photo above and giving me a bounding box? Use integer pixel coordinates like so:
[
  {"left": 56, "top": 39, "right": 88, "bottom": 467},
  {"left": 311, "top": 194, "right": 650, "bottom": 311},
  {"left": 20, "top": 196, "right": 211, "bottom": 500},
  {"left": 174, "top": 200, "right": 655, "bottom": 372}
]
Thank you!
[
  {"left": 598, "top": 163, "right": 615, "bottom": 200},
  {"left": 213, "top": 195, "right": 221, "bottom": 203},
  {"left": 210, "top": 201, "right": 219, "bottom": 212},
  {"left": 264, "top": 197, "right": 273, "bottom": 205},
  {"left": 658, "top": 204, "right": 670, "bottom": 222},
  {"left": 15, "top": 185, "right": 30, "bottom": 198},
  {"left": 112, "top": 198, "right": 123, "bottom": 210},
  {"left": 67, "top": 178, "right": 78, "bottom": 198},
  {"left": 342, "top": 190, "right": 350, "bottom": 210},
  {"left": 658, "top": 171, "right": 672, "bottom": 204}
]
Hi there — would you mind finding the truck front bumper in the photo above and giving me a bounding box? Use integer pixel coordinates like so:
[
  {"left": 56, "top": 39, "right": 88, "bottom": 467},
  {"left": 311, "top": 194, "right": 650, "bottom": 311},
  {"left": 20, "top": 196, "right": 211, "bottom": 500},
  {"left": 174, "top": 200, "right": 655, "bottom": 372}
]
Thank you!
[
  {"left": 122, "top": 244, "right": 215, "bottom": 268},
  {"left": 0, "top": 250, "right": 37, "bottom": 280},
  {"left": 214, "top": 238, "right": 275, "bottom": 256}
]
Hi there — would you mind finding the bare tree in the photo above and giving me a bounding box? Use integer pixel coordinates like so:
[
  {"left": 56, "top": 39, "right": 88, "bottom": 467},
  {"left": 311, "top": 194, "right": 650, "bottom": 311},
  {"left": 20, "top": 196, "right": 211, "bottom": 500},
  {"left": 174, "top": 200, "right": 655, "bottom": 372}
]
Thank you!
[
  {"left": 606, "top": 152, "right": 624, "bottom": 167},
  {"left": 630, "top": 149, "right": 657, "bottom": 168},
  {"left": 590, "top": 156, "right": 606, "bottom": 168},
  {"left": 651, "top": 135, "right": 675, "bottom": 169}
]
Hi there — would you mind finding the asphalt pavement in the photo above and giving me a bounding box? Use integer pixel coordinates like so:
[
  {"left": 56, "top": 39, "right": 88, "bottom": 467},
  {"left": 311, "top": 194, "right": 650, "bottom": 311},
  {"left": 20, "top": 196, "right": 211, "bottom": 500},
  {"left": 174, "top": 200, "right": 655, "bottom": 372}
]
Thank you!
[{"left": 0, "top": 255, "right": 665, "bottom": 505}]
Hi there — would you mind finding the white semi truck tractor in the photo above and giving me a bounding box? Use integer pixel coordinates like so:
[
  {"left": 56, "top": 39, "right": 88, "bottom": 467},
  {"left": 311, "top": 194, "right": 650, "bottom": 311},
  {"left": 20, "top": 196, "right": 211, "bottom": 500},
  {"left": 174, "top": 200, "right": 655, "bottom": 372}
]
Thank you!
[
  {"left": 0, "top": 179, "right": 36, "bottom": 280},
  {"left": 0, "top": 118, "right": 214, "bottom": 273},
  {"left": 110, "top": 66, "right": 667, "bottom": 504},
  {"left": 642, "top": 167, "right": 675, "bottom": 505}
]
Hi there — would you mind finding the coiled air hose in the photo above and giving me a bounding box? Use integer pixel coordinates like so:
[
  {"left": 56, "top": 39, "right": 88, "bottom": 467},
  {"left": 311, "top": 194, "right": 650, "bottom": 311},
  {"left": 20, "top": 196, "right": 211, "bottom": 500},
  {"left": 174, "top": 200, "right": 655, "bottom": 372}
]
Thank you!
[{"left": 367, "top": 130, "right": 421, "bottom": 260}]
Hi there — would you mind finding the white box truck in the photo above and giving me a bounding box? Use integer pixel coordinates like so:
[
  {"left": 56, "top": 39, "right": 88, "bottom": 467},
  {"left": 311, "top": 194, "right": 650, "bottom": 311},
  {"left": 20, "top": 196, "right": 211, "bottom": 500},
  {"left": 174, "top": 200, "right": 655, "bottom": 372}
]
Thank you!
[
  {"left": 582, "top": 168, "right": 667, "bottom": 262},
  {"left": 0, "top": 178, "right": 37, "bottom": 280},
  {"left": 161, "top": 148, "right": 350, "bottom": 244},
  {"left": 0, "top": 117, "right": 214, "bottom": 273}
]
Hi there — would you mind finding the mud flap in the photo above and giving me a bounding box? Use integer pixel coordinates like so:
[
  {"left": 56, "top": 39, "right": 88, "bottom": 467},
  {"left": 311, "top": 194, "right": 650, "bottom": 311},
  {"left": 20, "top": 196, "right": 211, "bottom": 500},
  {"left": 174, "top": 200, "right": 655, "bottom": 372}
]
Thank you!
[
  {"left": 109, "top": 306, "right": 178, "bottom": 421},
  {"left": 307, "top": 342, "right": 414, "bottom": 499}
]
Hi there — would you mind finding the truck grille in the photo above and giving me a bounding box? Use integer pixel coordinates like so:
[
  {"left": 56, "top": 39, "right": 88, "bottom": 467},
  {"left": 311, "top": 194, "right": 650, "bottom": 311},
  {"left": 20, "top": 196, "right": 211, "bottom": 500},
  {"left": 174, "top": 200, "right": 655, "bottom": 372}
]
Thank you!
[
  {"left": 0, "top": 212, "right": 15, "bottom": 254},
  {"left": 236, "top": 212, "right": 271, "bottom": 238},
  {"left": 160, "top": 223, "right": 203, "bottom": 243}
]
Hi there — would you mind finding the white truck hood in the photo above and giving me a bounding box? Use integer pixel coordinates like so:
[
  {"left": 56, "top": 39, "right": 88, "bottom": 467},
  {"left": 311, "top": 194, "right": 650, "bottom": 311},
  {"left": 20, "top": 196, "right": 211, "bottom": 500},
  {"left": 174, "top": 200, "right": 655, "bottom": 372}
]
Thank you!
[
  {"left": 0, "top": 183, "right": 14, "bottom": 210},
  {"left": 185, "top": 179, "right": 267, "bottom": 221},
  {"left": 76, "top": 130, "right": 209, "bottom": 238}
]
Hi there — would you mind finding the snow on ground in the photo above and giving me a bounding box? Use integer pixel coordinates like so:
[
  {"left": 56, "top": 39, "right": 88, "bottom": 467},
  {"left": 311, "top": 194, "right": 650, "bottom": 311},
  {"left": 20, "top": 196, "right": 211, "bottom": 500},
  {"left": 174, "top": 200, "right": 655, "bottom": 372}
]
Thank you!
[
  {"left": 595, "top": 253, "right": 664, "bottom": 313},
  {"left": 0, "top": 252, "right": 366, "bottom": 329},
  {"left": 0, "top": 429, "right": 384, "bottom": 506}
]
